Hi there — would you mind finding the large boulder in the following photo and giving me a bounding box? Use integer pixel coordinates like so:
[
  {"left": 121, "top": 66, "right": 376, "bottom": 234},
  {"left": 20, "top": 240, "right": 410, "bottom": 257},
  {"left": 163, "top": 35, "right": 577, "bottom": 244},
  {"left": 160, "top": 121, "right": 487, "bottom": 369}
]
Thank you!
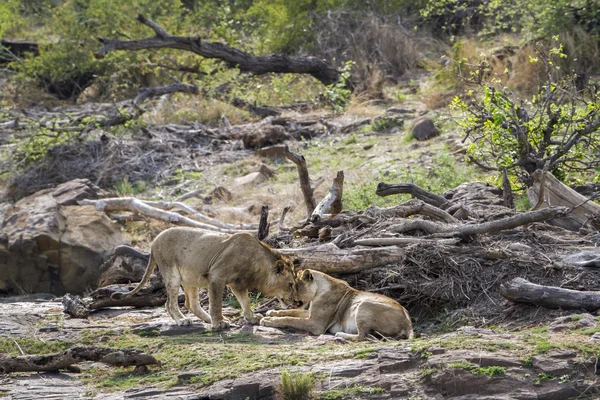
[{"left": 0, "top": 179, "right": 129, "bottom": 295}]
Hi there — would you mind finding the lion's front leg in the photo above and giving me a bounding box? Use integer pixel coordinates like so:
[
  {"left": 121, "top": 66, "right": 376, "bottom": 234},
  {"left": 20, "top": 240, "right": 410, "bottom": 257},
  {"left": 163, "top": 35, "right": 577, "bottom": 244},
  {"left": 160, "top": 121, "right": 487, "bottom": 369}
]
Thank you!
[
  {"left": 260, "top": 316, "right": 326, "bottom": 336},
  {"left": 230, "top": 287, "right": 261, "bottom": 324},
  {"left": 208, "top": 281, "right": 229, "bottom": 330},
  {"left": 266, "top": 309, "right": 310, "bottom": 318}
]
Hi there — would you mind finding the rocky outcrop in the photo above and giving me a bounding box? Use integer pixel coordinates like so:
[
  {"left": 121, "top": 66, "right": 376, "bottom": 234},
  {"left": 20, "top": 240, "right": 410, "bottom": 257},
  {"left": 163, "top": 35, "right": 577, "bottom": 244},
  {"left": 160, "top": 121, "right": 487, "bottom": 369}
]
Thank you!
[{"left": 0, "top": 179, "right": 129, "bottom": 295}]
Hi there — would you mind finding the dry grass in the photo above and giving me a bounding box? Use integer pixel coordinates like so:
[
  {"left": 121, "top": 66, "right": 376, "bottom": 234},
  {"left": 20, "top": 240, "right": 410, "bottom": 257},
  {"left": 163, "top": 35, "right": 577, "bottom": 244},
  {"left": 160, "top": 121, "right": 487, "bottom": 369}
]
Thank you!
[
  {"left": 312, "top": 12, "right": 428, "bottom": 96},
  {"left": 148, "top": 95, "right": 253, "bottom": 127}
]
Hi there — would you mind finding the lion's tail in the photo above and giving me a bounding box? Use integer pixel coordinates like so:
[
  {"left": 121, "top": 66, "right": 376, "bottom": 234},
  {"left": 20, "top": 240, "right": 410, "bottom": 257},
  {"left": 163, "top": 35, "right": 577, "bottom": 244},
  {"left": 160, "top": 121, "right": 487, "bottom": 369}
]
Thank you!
[{"left": 111, "top": 253, "right": 157, "bottom": 300}]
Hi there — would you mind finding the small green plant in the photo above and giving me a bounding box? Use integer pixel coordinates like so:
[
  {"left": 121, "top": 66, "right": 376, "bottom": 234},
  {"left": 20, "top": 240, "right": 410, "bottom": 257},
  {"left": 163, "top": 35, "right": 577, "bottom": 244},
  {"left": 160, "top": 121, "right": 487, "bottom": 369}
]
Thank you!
[
  {"left": 372, "top": 117, "right": 403, "bottom": 132},
  {"left": 320, "top": 386, "right": 385, "bottom": 400},
  {"left": 522, "top": 356, "right": 533, "bottom": 367},
  {"left": 115, "top": 178, "right": 146, "bottom": 196},
  {"left": 280, "top": 370, "right": 315, "bottom": 400},
  {"left": 473, "top": 366, "right": 506, "bottom": 377},
  {"left": 421, "top": 367, "right": 436, "bottom": 377},
  {"left": 447, "top": 361, "right": 505, "bottom": 377},
  {"left": 535, "top": 373, "right": 555, "bottom": 385},
  {"left": 570, "top": 315, "right": 582, "bottom": 321},
  {"left": 421, "top": 351, "right": 433, "bottom": 359},
  {"left": 353, "top": 348, "right": 376, "bottom": 359},
  {"left": 343, "top": 134, "right": 358, "bottom": 145},
  {"left": 558, "top": 374, "right": 570, "bottom": 384}
]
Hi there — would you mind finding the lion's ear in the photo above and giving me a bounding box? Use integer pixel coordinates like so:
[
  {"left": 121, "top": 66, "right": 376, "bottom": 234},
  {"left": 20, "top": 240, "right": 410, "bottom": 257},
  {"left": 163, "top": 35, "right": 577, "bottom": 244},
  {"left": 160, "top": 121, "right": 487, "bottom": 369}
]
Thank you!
[
  {"left": 275, "top": 260, "right": 285, "bottom": 274},
  {"left": 301, "top": 269, "right": 313, "bottom": 281}
]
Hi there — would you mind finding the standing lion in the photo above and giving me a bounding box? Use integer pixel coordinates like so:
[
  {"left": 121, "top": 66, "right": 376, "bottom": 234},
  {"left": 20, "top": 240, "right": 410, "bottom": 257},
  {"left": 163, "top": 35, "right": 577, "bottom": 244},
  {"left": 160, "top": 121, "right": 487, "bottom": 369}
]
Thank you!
[{"left": 113, "top": 228, "right": 297, "bottom": 330}]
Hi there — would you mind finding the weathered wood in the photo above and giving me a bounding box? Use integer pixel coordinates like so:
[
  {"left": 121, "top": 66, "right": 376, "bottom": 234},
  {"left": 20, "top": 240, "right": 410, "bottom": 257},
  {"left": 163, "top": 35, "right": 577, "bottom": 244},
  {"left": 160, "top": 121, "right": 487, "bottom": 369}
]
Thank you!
[
  {"left": 284, "top": 146, "right": 316, "bottom": 218},
  {"left": 311, "top": 171, "right": 344, "bottom": 222},
  {"left": 376, "top": 182, "right": 451, "bottom": 209},
  {"left": 365, "top": 199, "right": 458, "bottom": 223},
  {"left": 353, "top": 237, "right": 460, "bottom": 246},
  {"left": 258, "top": 205, "right": 270, "bottom": 241},
  {"left": 527, "top": 170, "right": 600, "bottom": 231},
  {"left": 501, "top": 277, "right": 600, "bottom": 311},
  {"left": 0, "top": 346, "right": 158, "bottom": 373},
  {"left": 79, "top": 197, "right": 257, "bottom": 233},
  {"left": 96, "top": 14, "right": 339, "bottom": 85},
  {"left": 279, "top": 243, "right": 406, "bottom": 274},
  {"left": 502, "top": 168, "right": 514, "bottom": 209}
]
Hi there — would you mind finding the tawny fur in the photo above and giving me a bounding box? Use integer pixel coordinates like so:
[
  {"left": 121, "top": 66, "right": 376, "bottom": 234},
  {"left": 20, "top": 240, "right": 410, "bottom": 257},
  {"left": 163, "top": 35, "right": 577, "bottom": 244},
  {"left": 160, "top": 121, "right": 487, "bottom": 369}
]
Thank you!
[
  {"left": 261, "top": 269, "right": 413, "bottom": 341},
  {"left": 112, "top": 228, "right": 297, "bottom": 330}
]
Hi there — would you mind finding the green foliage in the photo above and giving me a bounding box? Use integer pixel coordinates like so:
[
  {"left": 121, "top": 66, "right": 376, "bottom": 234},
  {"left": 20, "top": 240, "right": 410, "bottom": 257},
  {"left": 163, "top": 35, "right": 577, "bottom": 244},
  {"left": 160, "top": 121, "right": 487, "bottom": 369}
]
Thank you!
[
  {"left": 115, "top": 178, "right": 146, "bottom": 197},
  {"left": 0, "top": 337, "right": 73, "bottom": 356},
  {"left": 535, "top": 372, "right": 555, "bottom": 385},
  {"left": 322, "top": 61, "right": 354, "bottom": 113},
  {"left": 353, "top": 348, "right": 376, "bottom": 359},
  {"left": 280, "top": 370, "right": 315, "bottom": 400},
  {"left": 421, "top": 0, "right": 600, "bottom": 41},
  {"left": 451, "top": 39, "right": 600, "bottom": 187},
  {"left": 0, "top": 0, "right": 21, "bottom": 38},
  {"left": 320, "top": 386, "right": 385, "bottom": 399},
  {"left": 447, "top": 361, "right": 506, "bottom": 377}
]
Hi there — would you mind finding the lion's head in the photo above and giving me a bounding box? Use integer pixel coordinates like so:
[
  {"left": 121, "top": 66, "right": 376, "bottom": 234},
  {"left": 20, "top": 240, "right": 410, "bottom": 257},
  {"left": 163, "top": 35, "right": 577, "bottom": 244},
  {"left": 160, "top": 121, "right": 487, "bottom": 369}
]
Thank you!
[
  {"left": 292, "top": 269, "right": 318, "bottom": 308},
  {"left": 263, "top": 256, "right": 298, "bottom": 302}
]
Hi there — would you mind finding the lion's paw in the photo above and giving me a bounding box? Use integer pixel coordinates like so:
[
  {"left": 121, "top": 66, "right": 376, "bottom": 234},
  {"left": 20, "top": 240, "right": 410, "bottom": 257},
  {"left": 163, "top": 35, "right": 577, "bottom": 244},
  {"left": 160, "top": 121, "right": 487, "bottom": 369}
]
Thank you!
[
  {"left": 212, "top": 320, "right": 230, "bottom": 331},
  {"left": 260, "top": 317, "right": 274, "bottom": 327},
  {"left": 177, "top": 318, "right": 192, "bottom": 326},
  {"left": 265, "top": 310, "right": 277, "bottom": 317}
]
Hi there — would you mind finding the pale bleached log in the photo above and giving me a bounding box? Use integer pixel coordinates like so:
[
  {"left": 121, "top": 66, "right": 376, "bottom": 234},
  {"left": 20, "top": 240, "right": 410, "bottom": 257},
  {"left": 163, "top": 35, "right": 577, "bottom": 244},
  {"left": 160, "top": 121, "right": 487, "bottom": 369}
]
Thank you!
[
  {"left": 311, "top": 171, "right": 344, "bottom": 222},
  {"left": 353, "top": 237, "right": 459, "bottom": 246},
  {"left": 527, "top": 170, "right": 600, "bottom": 231},
  {"left": 365, "top": 199, "right": 458, "bottom": 223},
  {"left": 79, "top": 197, "right": 256, "bottom": 233}
]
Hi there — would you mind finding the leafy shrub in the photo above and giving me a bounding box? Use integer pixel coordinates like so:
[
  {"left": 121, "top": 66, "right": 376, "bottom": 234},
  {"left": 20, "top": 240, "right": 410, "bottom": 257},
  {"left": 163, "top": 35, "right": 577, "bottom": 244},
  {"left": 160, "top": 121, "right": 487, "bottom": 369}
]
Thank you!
[{"left": 451, "top": 39, "right": 600, "bottom": 188}]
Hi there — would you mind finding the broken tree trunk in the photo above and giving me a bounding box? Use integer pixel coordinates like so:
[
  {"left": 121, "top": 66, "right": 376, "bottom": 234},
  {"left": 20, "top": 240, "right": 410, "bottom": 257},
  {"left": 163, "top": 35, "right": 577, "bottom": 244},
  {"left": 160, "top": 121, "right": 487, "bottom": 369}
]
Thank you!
[
  {"left": 133, "top": 83, "right": 198, "bottom": 106},
  {"left": 501, "top": 277, "right": 600, "bottom": 311},
  {"left": 258, "top": 205, "right": 270, "bottom": 241},
  {"left": 311, "top": 170, "right": 344, "bottom": 222},
  {"left": 279, "top": 243, "right": 406, "bottom": 274},
  {"left": 96, "top": 14, "right": 340, "bottom": 85},
  {"left": 284, "top": 145, "right": 317, "bottom": 218},
  {"left": 0, "top": 346, "right": 158, "bottom": 373},
  {"left": 527, "top": 170, "right": 600, "bottom": 232}
]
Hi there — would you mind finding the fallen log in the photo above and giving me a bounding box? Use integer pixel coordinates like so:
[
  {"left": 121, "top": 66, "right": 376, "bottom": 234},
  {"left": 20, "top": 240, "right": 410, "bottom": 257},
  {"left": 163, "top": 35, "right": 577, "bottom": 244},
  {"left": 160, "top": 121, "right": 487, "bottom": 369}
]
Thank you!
[
  {"left": 279, "top": 243, "right": 406, "bottom": 274},
  {"left": 500, "top": 277, "right": 600, "bottom": 311},
  {"left": 353, "top": 237, "right": 459, "bottom": 246},
  {"left": 96, "top": 14, "right": 340, "bottom": 85},
  {"left": 527, "top": 170, "right": 600, "bottom": 232},
  {"left": 0, "top": 346, "right": 158, "bottom": 373}
]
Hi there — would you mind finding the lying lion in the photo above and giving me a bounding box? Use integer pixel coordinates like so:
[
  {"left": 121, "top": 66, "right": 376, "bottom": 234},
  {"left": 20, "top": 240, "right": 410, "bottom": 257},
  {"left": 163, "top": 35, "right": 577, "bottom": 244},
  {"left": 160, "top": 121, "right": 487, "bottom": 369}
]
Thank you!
[
  {"left": 112, "top": 228, "right": 297, "bottom": 330},
  {"left": 261, "top": 269, "right": 413, "bottom": 341}
]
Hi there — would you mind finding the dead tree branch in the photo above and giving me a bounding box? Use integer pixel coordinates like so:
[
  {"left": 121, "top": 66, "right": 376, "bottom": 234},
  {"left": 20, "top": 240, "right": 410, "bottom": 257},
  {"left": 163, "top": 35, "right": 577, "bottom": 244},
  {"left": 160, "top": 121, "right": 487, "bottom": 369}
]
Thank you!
[
  {"left": 365, "top": 199, "right": 458, "bottom": 223},
  {"left": 79, "top": 197, "right": 256, "bottom": 233},
  {"left": 376, "top": 182, "right": 451, "bottom": 209},
  {"left": 96, "top": 14, "right": 340, "bottom": 85},
  {"left": 284, "top": 146, "right": 317, "bottom": 218},
  {"left": 258, "top": 205, "right": 270, "bottom": 241}
]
